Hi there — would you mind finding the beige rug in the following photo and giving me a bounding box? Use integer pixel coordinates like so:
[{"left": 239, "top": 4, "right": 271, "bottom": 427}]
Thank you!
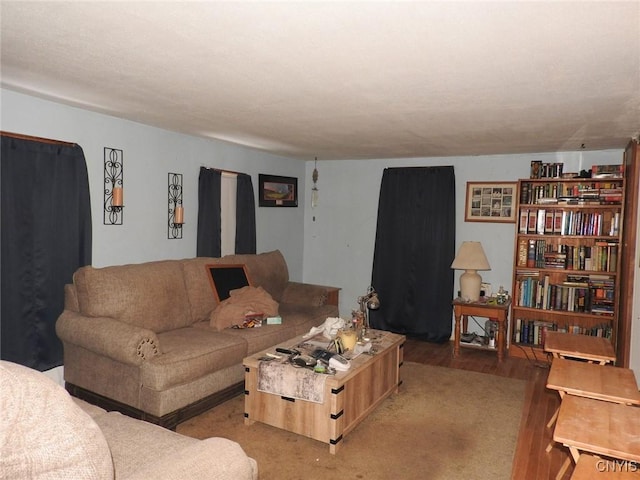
[{"left": 178, "top": 362, "right": 526, "bottom": 480}]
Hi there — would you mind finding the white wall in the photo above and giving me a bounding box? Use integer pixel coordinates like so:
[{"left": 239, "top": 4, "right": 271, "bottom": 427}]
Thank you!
[{"left": 0, "top": 89, "right": 307, "bottom": 278}]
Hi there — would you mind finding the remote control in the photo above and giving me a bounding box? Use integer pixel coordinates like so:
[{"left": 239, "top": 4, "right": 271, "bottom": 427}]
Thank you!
[{"left": 275, "top": 347, "right": 298, "bottom": 355}]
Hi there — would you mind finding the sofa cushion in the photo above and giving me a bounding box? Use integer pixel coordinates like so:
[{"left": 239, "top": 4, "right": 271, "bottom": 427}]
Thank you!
[
  {"left": 181, "top": 257, "right": 221, "bottom": 324},
  {"left": 0, "top": 361, "right": 114, "bottom": 480},
  {"left": 74, "top": 260, "right": 192, "bottom": 333},
  {"left": 221, "top": 250, "right": 289, "bottom": 302},
  {"left": 219, "top": 323, "right": 297, "bottom": 355},
  {"left": 142, "top": 328, "right": 247, "bottom": 390}
]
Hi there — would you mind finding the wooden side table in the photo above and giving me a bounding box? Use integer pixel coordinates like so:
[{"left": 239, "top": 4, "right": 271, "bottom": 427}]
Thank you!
[
  {"left": 553, "top": 396, "right": 640, "bottom": 475},
  {"left": 452, "top": 298, "right": 510, "bottom": 362},
  {"left": 546, "top": 358, "right": 640, "bottom": 407},
  {"left": 544, "top": 331, "right": 616, "bottom": 365}
]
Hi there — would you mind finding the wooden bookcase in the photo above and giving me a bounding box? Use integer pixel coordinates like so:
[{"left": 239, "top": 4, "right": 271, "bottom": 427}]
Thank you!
[{"left": 509, "top": 168, "right": 625, "bottom": 360}]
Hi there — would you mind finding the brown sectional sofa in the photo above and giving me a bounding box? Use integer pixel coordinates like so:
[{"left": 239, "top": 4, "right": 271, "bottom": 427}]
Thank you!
[{"left": 56, "top": 250, "right": 339, "bottom": 429}]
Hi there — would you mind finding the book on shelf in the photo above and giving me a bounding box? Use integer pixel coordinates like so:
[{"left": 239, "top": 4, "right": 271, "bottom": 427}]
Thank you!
[
  {"left": 536, "top": 209, "right": 546, "bottom": 235},
  {"left": 519, "top": 209, "right": 529, "bottom": 233},
  {"left": 544, "top": 211, "right": 554, "bottom": 233},
  {"left": 599, "top": 187, "right": 623, "bottom": 204},
  {"left": 527, "top": 210, "right": 537, "bottom": 232},
  {"left": 609, "top": 212, "right": 620, "bottom": 236},
  {"left": 517, "top": 238, "right": 528, "bottom": 267},
  {"left": 543, "top": 251, "right": 566, "bottom": 269},
  {"left": 592, "top": 164, "right": 623, "bottom": 179},
  {"left": 526, "top": 240, "right": 536, "bottom": 268},
  {"left": 553, "top": 211, "right": 563, "bottom": 233}
]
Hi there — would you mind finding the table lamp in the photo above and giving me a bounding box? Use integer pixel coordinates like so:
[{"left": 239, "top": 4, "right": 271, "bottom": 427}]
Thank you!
[
  {"left": 450, "top": 241, "right": 491, "bottom": 302},
  {"left": 357, "top": 286, "right": 380, "bottom": 339}
]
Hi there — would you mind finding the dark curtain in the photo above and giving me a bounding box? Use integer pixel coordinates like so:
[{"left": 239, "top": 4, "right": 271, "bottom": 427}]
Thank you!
[
  {"left": 196, "top": 167, "right": 256, "bottom": 257},
  {"left": 369, "top": 166, "right": 455, "bottom": 341},
  {"left": 1, "top": 136, "right": 92, "bottom": 370},
  {"left": 196, "top": 167, "right": 222, "bottom": 257},
  {"left": 235, "top": 173, "right": 256, "bottom": 254}
]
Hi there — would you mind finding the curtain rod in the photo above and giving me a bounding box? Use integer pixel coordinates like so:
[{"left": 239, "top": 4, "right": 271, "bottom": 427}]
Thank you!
[
  {"left": 0, "top": 131, "right": 76, "bottom": 146},
  {"left": 204, "top": 166, "right": 243, "bottom": 176}
]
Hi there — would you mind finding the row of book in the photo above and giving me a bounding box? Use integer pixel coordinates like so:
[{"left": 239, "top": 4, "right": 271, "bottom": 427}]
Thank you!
[
  {"left": 512, "top": 318, "right": 612, "bottom": 346},
  {"left": 529, "top": 161, "right": 565, "bottom": 179},
  {"left": 517, "top": 238, "right": 619, "bottom": 272},
  {"left": 519, "top": 182, "right": 622, "bottom": 205},
  {"left": 518, "top": 208, "right": 620, "bottom": 237},
  {"left": 514, "top": 273, "right": 615, "bottom": 315}
]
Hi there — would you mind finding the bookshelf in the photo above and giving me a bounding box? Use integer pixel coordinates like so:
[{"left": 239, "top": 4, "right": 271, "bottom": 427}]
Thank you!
[{"left": 509, "top": 166, "right": 625, "bottom": 360}]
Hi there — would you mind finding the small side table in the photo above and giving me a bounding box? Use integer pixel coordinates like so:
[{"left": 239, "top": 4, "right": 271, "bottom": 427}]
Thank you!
[
  {"left": 544, "top": 331, "right": 616, "bottom": 365},
  {"left": 452, "top": 298, "right": 510, "bottom": 362}
]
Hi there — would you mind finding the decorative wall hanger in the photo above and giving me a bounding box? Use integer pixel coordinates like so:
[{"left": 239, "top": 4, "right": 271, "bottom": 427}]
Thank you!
[
  {"left": 104, "top": 147, "right": 124, "bottom": 225},
  {"left": 168, "top": 172, "right": 184, "bottom": 239},
  {"left": 311, "top": 157, "right": 319, "bottom": 208}
]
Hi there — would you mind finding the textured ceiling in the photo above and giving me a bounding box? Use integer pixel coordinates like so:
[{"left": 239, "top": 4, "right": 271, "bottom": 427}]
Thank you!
[{"left": 1, "top": 1, "right": 639, "bottom": 160}]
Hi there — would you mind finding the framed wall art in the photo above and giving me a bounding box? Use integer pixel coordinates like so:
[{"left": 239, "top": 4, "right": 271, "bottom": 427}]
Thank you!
[
  {"left": 464, "top": 181, "right": 517, "bottom": 223},
  {"left": 258, "top": 174, "right": 298, "bottom": 207}
]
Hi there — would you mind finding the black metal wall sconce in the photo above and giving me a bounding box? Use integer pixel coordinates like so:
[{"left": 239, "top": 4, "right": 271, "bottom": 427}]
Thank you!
[
  {"left": 104, "top": 147, "right": 124, "bottom": 225},
  {"left": 168, "top": 172, "right": 184, "bottom": 239}
]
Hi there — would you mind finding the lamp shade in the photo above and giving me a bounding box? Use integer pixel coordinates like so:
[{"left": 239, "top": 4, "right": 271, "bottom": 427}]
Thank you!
[
  {"left": 450, "top": 241, "right": 491, "bottom": 271},
  {"left": 451, "top": 241, "right": 491, "bottom": 302}
]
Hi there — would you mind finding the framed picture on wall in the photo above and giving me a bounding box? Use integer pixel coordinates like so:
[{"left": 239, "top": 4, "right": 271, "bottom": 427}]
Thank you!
[
  {"left": 464, "top": 181, "right": 517, "bottom": 223},
  {"left": 258, "top": 174, "right": 298, "bottom": 207}
]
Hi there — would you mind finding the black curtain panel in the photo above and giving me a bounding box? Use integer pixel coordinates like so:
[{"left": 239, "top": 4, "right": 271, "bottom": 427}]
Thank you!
[
  {"left": 197, "top": 167, "right": 257, "bottom": 257},
  {"left": 235, "top": 173, "right": 256, "bottom": 254},
  {"left": 1, "top": 136, "right": 92, "bottom": 370},
  {"left": 369, "top": 166, "right": 456, "bottom": 341},
  {"left": 196, "top": 167, "right": 222, "bottom": 257}
]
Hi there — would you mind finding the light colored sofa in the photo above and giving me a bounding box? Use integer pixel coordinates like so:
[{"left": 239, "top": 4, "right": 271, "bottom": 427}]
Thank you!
[
  {"left": 56, "top": 250, "right": 339, "bottom": 429},
  {"left": 0, "top": 360, "right": 258, "bottom": 480}
]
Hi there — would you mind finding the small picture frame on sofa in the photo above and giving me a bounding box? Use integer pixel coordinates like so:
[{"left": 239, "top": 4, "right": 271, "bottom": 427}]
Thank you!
[{"left": 206, "top": 264, "right": 252, "bottom": 302}]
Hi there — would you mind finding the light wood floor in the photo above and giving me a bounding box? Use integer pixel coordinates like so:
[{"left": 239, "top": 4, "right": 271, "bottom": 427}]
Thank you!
[{"left": 403, "top": 337, "right": 574, "bottom": 480}]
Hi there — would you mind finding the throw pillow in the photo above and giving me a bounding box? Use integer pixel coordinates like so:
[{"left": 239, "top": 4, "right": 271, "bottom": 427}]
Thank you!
[{"left": 210, "top": 286, "right": 279, "bottom": 331}]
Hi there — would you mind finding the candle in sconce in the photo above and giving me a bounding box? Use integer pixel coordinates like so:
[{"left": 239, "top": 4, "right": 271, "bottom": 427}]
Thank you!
[
  {"left": 174, "top": 206, "right": 184, "bottom": 224},
  {"left": 112, "top": 187, "right": 123, "bottom": 207}
]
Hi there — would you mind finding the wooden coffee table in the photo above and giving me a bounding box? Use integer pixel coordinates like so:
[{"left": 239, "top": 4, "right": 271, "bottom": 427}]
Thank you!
[{"left": 243, "top": 329, "right": 405, "bottom": 454}]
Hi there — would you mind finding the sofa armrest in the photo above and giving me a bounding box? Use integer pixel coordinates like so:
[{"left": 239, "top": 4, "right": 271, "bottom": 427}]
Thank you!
[
  {"left": 124, "top": 438, "right": 258, "bottom": 480},
  {"left": 281, "top": 282, "right": 340, "bottom": 307},
  {"left": 56, "top": 310, "right": 161, "bottom": 366}
]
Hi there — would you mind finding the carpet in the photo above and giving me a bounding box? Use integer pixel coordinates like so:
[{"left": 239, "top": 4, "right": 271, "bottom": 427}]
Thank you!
[{"left": 177, "top": 362, "right": 526, "bottom": 480}]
